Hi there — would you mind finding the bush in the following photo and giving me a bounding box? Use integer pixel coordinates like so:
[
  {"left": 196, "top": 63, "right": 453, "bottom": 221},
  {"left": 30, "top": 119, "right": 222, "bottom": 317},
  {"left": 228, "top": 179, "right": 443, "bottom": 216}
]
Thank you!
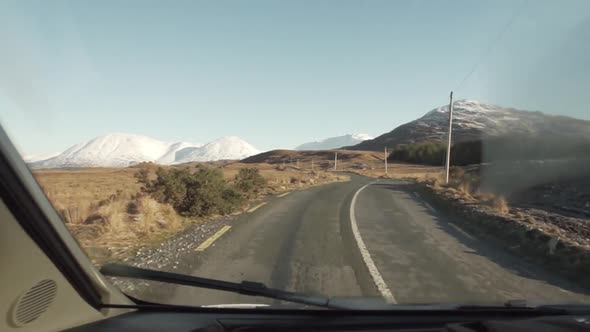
[
  {"left": 234, "top": 168, "right": 267, "bottom": 198},
  {"left": 134, "top": 168, "right": 149, "bottom": 185},
  {"left": 136, "top": 166, "right": 244, "bottom": 217}
]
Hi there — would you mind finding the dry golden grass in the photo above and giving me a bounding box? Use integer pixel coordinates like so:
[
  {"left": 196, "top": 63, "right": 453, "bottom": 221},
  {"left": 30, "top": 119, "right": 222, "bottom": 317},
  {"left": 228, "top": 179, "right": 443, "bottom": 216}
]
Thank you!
[
  {"left": 350, "top": 163, "right": 444, "bottom": 180},
  {"left": 33, "top": 168, "right": 190, "bottom": 264},
  {"left": 219, "top": 162, "right": 349, "bottom": 193},
  {"left": 242, "top": 149, "right": 382, "bottom": 165},
  {"left": 32, "top": 168, "right": 194, "bottom": 263},
  {"left": 33, "top": 168, "right": 140, "bottom": 224},
  {"left": 235, "top": 148, "right": 444, "bottom": 182},
  {"left": 34, "top": 168, "right": 141, "bottom": 224},
  {"left": 418, "top": 170, "right": 511, "bottom": 215},
  {"left": 515, "top": 211, "right": 537, "bottom": 224},
  {"left": 490, "top": 196, "right": 509, "bottom": 214}
]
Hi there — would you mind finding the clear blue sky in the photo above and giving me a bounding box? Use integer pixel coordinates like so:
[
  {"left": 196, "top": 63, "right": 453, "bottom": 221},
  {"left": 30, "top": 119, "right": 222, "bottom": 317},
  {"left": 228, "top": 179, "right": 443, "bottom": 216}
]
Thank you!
[{"left": 1, "top": 0, "right": 589, "bottom": 155}]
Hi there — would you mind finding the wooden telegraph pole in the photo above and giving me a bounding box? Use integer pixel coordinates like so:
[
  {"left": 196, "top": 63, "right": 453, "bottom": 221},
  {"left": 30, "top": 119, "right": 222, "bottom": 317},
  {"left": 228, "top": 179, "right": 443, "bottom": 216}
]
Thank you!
[
  {"left": 445, "top": 91, "right": 454, "bottom": 184},
  {"left": 384, "top": 147, "right": 388, "bottom": 175}
]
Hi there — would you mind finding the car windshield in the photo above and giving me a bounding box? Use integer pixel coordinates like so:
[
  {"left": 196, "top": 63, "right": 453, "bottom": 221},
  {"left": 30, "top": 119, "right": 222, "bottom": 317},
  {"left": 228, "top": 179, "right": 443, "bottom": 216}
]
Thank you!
[{"left": 1, "top": 0, "right": 590, "bottom": 309}]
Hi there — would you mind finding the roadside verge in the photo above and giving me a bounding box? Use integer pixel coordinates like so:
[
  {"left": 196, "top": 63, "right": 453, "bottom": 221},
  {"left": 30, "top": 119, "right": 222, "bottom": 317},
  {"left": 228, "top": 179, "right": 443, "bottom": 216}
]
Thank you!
[{"left": 413, "top": 182, "right": 590, "bottom": 290}]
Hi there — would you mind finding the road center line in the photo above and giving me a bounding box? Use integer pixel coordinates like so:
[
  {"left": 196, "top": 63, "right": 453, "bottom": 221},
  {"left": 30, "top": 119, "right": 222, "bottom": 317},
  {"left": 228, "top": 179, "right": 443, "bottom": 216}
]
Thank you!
[
  {"left": 277, "top": 192, "right": 290, "bottom": 198},
  {"left": 247, "top": 202, "right": 267, "bottom": 212},
  {"left": 195, "top": 225, "right": 232, "bottom": 252},
  {"left": 350, "top": 182, "right": 397, "bottom": 304}
]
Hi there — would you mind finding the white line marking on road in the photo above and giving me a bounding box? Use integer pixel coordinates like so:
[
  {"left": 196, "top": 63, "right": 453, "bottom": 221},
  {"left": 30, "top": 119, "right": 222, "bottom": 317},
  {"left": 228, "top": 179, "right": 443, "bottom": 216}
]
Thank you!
[
  {"left": 350, "top": 182, "right": 397, "bottom": 304},
  {"left": 277, "top": 192, "right": 290, "bottom": 198},
  {"left": 424, "top": 202, "right": 436, "bottom": 213},
  {"left": 247, "top": 202, "right": 267, "bottom": 213},
  {"left": 448, "top": 222, "right": 476, "bottom": 241},
  {"left": 195, "top": 225, "right": 232, "bottom": 251}
]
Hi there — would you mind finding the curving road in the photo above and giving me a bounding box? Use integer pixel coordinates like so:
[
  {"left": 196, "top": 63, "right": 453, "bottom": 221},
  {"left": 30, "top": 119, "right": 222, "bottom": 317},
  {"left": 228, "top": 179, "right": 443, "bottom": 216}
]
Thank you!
[{"left": 169, "top": 174, "right": 590, "bottom": 307}]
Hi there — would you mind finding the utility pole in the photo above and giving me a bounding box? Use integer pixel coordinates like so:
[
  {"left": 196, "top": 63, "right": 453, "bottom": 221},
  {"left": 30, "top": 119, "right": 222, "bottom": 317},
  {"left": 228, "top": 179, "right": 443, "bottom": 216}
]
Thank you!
[
  {"left": 445, "top": 91, "right": 454, "bottom": 184},
  {"left": 334, "top": 152, "right": 338, "bottom": 171},
  {"left": 384, "top": 147, "right": 388, "bottom": 175},
  {"left": 296, "top": 159, "right": 300, "bottom": 169}
]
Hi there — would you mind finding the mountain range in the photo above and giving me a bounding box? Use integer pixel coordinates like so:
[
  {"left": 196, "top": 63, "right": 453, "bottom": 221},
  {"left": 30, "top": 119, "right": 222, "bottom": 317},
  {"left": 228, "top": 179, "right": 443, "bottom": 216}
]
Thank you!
[
  {"left": 350, "top": 99, "right": 590, "bottom": 151},
  {"left": 28, "top": 134, "right": 260, "bottom": 168},
  {"left": 295, "top": 133, "right": 373, "bottom": 150},
  {"left": 26, "top": 133, "right": 375, "bottom": 169},
  {"left": 25, "top": 100, "right": 590, "bottom": 168}
]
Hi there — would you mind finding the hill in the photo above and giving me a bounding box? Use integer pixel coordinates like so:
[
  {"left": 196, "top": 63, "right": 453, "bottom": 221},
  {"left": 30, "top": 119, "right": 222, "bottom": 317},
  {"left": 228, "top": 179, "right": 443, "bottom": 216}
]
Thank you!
[
  {"left": 295, "top": 133, "right": 373, "bottom": 150},
  {"left": 350, "top": 100, "right": 590, "bottom": 151},
  {"left": 241, "top": 149, "right": 383, "bottom": 171}
]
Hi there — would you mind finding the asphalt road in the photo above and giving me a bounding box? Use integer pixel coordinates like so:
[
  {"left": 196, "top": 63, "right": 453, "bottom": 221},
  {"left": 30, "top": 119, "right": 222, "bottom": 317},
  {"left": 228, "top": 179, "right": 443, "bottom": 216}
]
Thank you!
[{"left": 169, "top": 174, "right": 590, "bottom": 307}]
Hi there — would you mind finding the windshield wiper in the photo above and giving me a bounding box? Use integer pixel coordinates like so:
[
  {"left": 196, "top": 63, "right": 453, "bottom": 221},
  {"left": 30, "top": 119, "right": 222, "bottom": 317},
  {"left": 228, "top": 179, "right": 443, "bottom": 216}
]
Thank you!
[
  {"left": 100, "top": 263, "right": 348, "bottom": 309},
  {"left": 101, "top": 264, "right": 579, "bottom": 313}
]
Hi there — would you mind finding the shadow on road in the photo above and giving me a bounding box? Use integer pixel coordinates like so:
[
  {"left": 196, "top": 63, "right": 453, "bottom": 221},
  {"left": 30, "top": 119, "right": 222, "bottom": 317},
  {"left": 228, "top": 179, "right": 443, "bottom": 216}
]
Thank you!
[{"left": 370, "top": 182, "right": 590, "bottom": 297}]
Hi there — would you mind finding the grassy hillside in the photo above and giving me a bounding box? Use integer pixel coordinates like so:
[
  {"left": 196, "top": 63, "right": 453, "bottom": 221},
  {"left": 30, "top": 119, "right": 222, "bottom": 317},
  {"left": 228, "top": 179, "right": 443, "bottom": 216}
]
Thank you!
[
  {"left": 242, "top": 149, "right": 389, "bottom": 174},
  {"left": 347, "top": 101, "right": 590, "bottom": 152},
  {"left": 242, "top": 149, "right": 382, "bottom": 165}
]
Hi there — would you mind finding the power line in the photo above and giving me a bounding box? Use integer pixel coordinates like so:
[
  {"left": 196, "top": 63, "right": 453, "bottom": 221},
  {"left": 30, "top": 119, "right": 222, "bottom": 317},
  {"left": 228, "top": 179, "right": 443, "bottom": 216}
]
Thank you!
[{"left": 454, "top": 0, "right": 529, "bottom": 92}]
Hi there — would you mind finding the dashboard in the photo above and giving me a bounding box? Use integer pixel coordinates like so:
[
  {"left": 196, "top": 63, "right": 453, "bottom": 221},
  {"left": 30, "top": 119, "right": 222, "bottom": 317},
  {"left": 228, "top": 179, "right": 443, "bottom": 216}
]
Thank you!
[{"left": 64, "top": 309, "right": 590, "bottom": 332}]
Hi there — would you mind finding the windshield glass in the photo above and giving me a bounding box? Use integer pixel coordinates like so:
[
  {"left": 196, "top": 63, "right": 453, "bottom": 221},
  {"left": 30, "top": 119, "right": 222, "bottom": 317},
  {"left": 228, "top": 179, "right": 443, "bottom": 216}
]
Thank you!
[{"left": 1, "top": 0, "right": 590, "bottom": 309}]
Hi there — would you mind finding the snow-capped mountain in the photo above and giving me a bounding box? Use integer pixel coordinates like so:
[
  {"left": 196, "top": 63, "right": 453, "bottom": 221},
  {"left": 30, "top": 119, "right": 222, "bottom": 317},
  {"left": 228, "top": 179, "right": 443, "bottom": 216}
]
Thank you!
[
  {"left": 351, "top": 100, "right": 590, "bottom": 151},
  {"left": 29, "top": 133, "right": 260, "bottom": 168},
  {"left": 295, "top": 133, "right": 373, "bottom": 150},
  {"left": 32, "top": 134, "right": 171, "bottom": 168},
  {"left": 173, "top": 137, "right": 260, "bottom": 164},
  {"left": 155, "top": 141, "right": 202, "bottom": 165}
]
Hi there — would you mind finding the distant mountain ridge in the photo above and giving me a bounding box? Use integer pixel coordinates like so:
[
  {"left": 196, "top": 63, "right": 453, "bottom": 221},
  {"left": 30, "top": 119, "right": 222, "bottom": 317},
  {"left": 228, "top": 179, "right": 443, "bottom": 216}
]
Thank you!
[
  {"left": 28, "top": 133, "right": 260, "bottom": 168},
  {"left": 350, "top": 100, "right": 590, "bottom": 151},
  {"left": 173, "top": 136, "right": 261, "bottom": 163},
  {"left": 295, "top": 133, "right": 373, "bottom": 150}
]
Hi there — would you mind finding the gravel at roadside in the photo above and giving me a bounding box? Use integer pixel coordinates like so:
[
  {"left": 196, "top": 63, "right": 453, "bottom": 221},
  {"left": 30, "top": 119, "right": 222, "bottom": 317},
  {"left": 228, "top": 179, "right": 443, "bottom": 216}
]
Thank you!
[{"left": 107, "top": 214, "right": 236, "bottom": 302}]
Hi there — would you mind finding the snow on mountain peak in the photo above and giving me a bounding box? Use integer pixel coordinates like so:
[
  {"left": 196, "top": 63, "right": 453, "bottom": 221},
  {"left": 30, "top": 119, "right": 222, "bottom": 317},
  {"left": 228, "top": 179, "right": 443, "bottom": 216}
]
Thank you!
[
  {"left": 156, "top": 141, "right": 203, "bottom": 164},
  {"left": 173, "top": 136, "right": 260, "bottom": 164},
  {"left": 295, "top": 133, "right": 374, "bottom": 150},
  {"left": 37, "top": 133, "right": 171, "bottom": 168},
  {"left": 414, "top": 100, "right": 536, "bottom": 137},
  {"left": 352, "top": 99, "right": 590, "bottom": 151},
  {"left": 29, "top": 133, "right": 260, "bottom": 168},
  {"left": 351, "top": 133, "right": 373, "bottom": 141}
]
